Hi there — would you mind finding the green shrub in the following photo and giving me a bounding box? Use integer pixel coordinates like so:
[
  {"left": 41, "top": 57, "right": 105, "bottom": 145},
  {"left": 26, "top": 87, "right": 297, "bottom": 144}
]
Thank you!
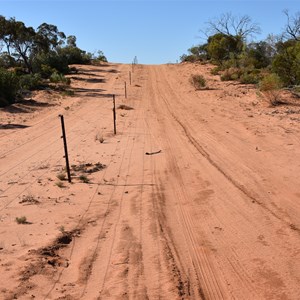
[
  {"left": 230, "top": 72, "right": 240, "bottom": 81},
  {"left": 222, "top": 54, "right": 240, "bottom": 69},
  {"left": 50, "top": 72, "right": 71, "bottom": 85},
  {"left": 94, "top": 50, "right": 107, "bottom": 62},
  {"left": 0, "top": 68, "right": 19, "bottom": 107},
  {"left": 190, "top": 74, "right": 207, "bottom": 90},
  {"left": 180, "top": 54, "right": 198, "bottom": 63},
  {"left": 19, "top": 73, "right": 42, "bottom": 90},
  {"left": 239, "top": 71, "right": 260, "bottom": 84},
  {"left": 210, "top": 66, "right": 221, "bottom": 75},
  {"left": 220, "top": 72, "right": 231, "bottom": 81},
  {"left": 79, "top": 174, "right": 89, "bottom": 183},
  {"left": 40, "top": 64, "right": 57, "bottom": 78},
  {"left": 57, "top": 46, "right": 92, "bottom": 65},
  {"left": 272, "top": 42, "right": 300, "bottom": 86},
  {"left": 220, "top": 67, "right": 241, "bottom": 81},
  {"left": 32, "top": 52, "right": 69, "bottom": 77}
]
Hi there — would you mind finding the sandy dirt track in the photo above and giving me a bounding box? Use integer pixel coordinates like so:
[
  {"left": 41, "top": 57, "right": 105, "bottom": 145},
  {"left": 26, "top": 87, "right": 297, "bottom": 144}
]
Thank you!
[{"left": 0, "top": 62, "right": 300, "bottom": 299}]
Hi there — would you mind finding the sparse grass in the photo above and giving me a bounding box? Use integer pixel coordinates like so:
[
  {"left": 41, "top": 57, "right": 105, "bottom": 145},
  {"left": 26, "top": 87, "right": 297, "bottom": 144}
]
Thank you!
[
  {"left": 19, "top": 194, "right": 39, "bottom": 205},
  {"left": 79, "top": 174, "right": 90, "bottom": 183},
  {"left": 37, "top": 163, "right": 50, "bottom": 170},
  {"left": 69, "top": 162, "right": 106, "bottom": 184},
  {"left": 95, "top": 132, "right": 104, "bottom": 143},
  {"left": 58, "top": 225, "right": 66, "bottom": 234},
  {"left": 15, "top": 216, "right": 28, "bottom": 224},
  {"left": 71, "top": 162, "right": 106, "bottom": 174},
  {"left": 190, "top": 74, "right": 207, "bottom": 90},
  {"left": 57, "top": 172, "right": 67, "bottom": 181}
]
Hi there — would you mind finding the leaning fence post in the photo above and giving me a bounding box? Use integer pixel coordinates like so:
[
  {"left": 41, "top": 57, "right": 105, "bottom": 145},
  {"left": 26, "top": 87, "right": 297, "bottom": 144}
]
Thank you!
[
  {"left": 124, "top": 81, "right": 127, "bottom": 99},
  {"left": 59, "top": 114, "right": 71, "bottom": 183},
  {"left": 113, "top": 94, "right": 116, "bottom": 135},
  {"left": 129, "top": 71, "right": 132, "bottom": 85}
]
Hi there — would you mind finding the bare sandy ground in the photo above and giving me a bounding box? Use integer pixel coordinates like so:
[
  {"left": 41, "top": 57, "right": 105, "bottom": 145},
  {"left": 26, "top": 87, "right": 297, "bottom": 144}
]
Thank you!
[{"left": 0, "top": 62, "right": 300, "bottom": 299}]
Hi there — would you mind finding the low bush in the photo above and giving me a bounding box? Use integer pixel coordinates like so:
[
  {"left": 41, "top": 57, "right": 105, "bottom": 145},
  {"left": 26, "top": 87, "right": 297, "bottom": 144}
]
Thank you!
[
  {"left": 40, "top": 64, "right": 57, "bottom": 78},
  {"left": 94, "top": 50, "right": 107, "bottom": 63},
  {"left": 55, "top": 181, "right": 65, "bottom": 188},
  {"left": 58, "top": 46, "right": 92, "bottom": 65},
  {"left": 50, "top": 72, "right": 71, "bottom": 85},
  {"left": 19, "top": 73, "right": 42, "bottom": 90},
  {"left": 180, "top": 54, "right": 199, "bottom": 63},
  {"left": 190, "top": 74, "right": 207, "bottom": 90},
  {"left": 220, "top": 67, "right": 242, "bottom": 81},
  {"left": 57, "top": 172, "right": 66, "bottom": 181},
  {"left": 239, "top": 71, "right": 260, "bottom": 84},
  {"left": 0, "top": 68, "right": 19, "bottom": 106},
  {"left": 220, "top": 72, "right": 232, "bottom": 81},
  {"left": 79, "top": 174, "right": 89, "bottom": 183},
  {"left": 15, "top": 216, "right": 27, "bottom": 224},
  {"left": 32, "top": 52, "right": 69, "bottom": 77},
  {"left": 259, "top": 73, "right": 282, "bottom": 91},
  {"left": 259, "top": 73, "right": 283, "bottom": 105},
  {"left": 210, "top": 66, "right": 221, "bottom": 75}
]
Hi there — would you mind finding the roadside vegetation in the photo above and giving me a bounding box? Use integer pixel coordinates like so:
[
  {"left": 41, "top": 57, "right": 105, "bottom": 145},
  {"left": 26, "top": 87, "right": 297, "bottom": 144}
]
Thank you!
[
  {"left": 181, "top": 10, "right": 300, "bottom": 103},
  {"left": 0, "top": 15, "right": 107, "bottom": 107},
  {"left": 190, "top": 74, "right": 207, "bottom": 90}
]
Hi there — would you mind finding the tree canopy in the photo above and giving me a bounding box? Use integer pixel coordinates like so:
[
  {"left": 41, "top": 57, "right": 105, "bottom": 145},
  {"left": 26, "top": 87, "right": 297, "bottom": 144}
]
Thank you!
[
  {"left": 0, "top": 15, "right": 107, "bottom": 73},
  {"left": 204, "top": 12, "right": 261, "bottom": 40}
]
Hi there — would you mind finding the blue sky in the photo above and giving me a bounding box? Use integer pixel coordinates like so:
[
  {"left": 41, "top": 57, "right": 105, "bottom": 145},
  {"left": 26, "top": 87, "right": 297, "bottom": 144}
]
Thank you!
[{"left": 1, "top": 1, "right": 299, "bottom": 64}]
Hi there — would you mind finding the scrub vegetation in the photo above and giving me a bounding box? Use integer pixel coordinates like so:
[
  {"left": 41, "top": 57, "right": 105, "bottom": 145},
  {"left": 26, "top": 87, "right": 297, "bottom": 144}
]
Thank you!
[
  {"left": 181, "top": 10, "right": 300, "bottom": 99},
  {"left": 0, "top": 15, "right": 107, "bottom": 107}
]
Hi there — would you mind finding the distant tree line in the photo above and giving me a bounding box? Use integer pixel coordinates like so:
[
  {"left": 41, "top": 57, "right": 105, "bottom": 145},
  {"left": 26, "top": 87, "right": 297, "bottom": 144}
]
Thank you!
[
  {"left": 181, "top": 11, "right": 300, "bottom": 90},
  {"left": 0, "top": 15, "right": 107, "bottom": 106}
]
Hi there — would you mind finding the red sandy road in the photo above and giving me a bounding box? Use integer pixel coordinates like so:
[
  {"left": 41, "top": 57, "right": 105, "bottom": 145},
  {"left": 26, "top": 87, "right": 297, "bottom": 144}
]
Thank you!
[
  {"left": 144, "top": 64, "right": 300, "bottom": 299},
  {"left": 0, "top": 62, "right": 300, "bottom": 299}
]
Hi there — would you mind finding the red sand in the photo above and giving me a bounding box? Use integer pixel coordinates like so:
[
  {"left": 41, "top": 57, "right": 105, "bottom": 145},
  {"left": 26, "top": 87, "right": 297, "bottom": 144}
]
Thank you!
[{"left": 0, "top": 62, "right": 300, "bottom": 299}]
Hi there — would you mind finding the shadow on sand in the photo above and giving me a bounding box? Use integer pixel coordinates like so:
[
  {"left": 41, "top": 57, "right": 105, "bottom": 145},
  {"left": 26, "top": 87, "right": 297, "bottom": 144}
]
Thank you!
[{"left": 0, "top": 123, "right": 30, "bottom": 130}]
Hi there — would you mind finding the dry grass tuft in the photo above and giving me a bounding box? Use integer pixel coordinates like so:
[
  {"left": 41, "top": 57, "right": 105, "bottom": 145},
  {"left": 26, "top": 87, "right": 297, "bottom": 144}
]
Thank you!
[
  {"left": 16, "top": 216, "right": 28, "bottom": 224},
  {"left": 95, "top": 132, "right": 105, "bottom": 143},
  {"left": 190, "top": 74, "right": 207, "bottom": 90}
]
